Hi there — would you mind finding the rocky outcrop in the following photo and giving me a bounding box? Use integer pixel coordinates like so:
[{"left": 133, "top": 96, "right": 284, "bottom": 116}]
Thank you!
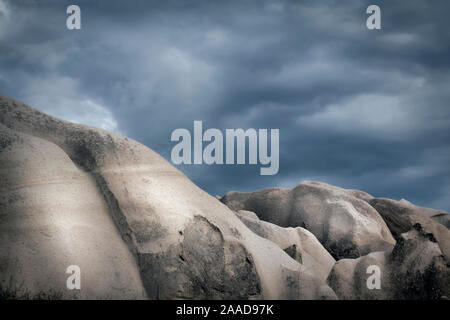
[
  {"left": 0, "top": 123, "right": 147, "bottom": 299},
  {"left": 368, "top": 198, "right": 450, "bottom": 261},
  {"left": 221, "top": 182, "right": 396, "bottom": 259},
  {"left": 2, "top": 94, "right": 449, "bottom": 300},
  {"left": 327, "top": 224, "right": 450, "bottom": 300},
  {"left": 0, "top": 95, "right": 335, "bottom": 300},
  {"left": 234, "top": 210, "right": 335, "bottom": 283}
]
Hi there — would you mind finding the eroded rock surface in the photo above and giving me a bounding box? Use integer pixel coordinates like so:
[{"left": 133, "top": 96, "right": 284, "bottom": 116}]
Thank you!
[
  {"left": 432, "top": 214, "right": 450, "bottom": 229},
  {"left": 327, "top": 224, "right": 450, "bottom": 300},
  {"left": 234, "top": 210, "right": 335, "bottom": 283},
  {"left": 368, "top": 198, "right": 450, "bottom": 261},
  {"left": 0, "top": 123, "right": 146, "bottom": 299},
  {"left": 221, "top": 182, "right": 395, "bottom": 259}
]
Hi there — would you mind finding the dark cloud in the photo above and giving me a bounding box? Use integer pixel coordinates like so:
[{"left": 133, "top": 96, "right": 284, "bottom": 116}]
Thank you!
[{"left": 1, "top": 0, "right": 449, "bottom": 210}]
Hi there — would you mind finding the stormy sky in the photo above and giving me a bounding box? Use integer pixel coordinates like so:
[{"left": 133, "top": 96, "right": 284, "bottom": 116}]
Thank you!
[{"left": 1, "top": 0, "right": 449, "bottom": 210}]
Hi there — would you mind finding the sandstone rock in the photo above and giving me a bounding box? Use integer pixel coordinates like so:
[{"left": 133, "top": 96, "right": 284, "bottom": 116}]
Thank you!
[
  {"left": 0, "top": 123, "right": 147, "bottom": 299},
  {"left": 237, "top": 210, "right": 260, "bottom": 220},
  {"left": 0, "top": 95, "right": 335, "bottom": 299},
  {"left": 222, "top": 181, "right": 395, "bottom": 259},
  {"left": 327, "top": 224, "right": 450, "bottom": 300},
  {"left": 327, "top": 251, "right": 390, "bottom": 300},
  {"left": 234, "top": 211, "right": 335, "bottom": 282},
  {"left": 369, "top": 198, "right": 450, "bottom": 261},
  {"left": 432, "top": 213, "right": 450, "bottom": 229}
]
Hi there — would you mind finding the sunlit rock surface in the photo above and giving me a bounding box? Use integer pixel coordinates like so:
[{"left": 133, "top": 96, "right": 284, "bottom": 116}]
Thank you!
[{"left": 234, "top": 210, "right": 335, "bottom": 283}]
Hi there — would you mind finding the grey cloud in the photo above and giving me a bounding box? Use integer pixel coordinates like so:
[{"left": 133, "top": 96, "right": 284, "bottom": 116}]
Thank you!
[{"left": 1, "top": 0, "right": 450, "bottom": 210}]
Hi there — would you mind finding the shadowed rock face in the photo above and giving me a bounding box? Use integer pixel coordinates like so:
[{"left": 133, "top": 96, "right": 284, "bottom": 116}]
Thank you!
[
  {"left": 0, "top": 95, "right": 335, "bottom": 300},
  {"left": 327, "top": 224, "right": 450, "bottom": 300},
  {"left": 368, "top": 198, "right": 450, "bottom": 261},
  {"left": 221, "top": 182, "right": 396, "bottom": 260}
]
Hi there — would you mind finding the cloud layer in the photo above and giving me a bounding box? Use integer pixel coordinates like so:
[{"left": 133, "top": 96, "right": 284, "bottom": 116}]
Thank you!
[{"left": 1, "top": 0, "right": 449, "bottom": 210}]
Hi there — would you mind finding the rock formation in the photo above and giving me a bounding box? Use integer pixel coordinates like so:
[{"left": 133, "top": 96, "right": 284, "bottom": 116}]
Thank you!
[
  {"left": 0, "top": 95, "right": 335, "bottom": 300},
  {"left": 221, "top": 182, "right": 396, "bottom": 259},
  {"left": 1, "top": 94, "right": 449, "bottom": 300},
  {"left": 368, "top": 198, "right": 450, "bottom": 260},
  {"left": 234, "top": 210, "right": 335, "bottom": 283},
  {"left": 327, "top": 224, "right": 450, "bottom": 299}
]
